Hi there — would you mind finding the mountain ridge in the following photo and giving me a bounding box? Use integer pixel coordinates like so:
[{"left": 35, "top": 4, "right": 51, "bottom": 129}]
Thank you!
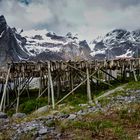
[
  {"left": 0, "top": 15, "right": 92, "bottom": 66},
  {"left": 0, "top": 15, "right": 140, "bottom": 66},
  {"left": 0, "top": 15, "right": 29, "bottom": 66},
  {"left": 90, "top": 29, "right": 140, "bottom": 59}
]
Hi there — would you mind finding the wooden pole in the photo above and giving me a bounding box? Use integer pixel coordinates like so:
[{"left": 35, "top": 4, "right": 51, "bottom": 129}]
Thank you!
[
  {"left": 100, "top": 69, "right": 121, "bottom": 82},
  {"left": 9, "top": 77, "right": 33, "bottom": 108},
  {"left": 70, "top": 67, "right": 74, "bottom": 94},
  {"left": 6, "top": 88, "right": 9, "bottom": 106},
  {"left": 86, "top": 66, "right": 92, "bottom": 103},
  {"left": 0, "top": 66, "right": 11, "bottom": 112},
  {"left": 38, "top": 70, "right": 42, "bottom": 97},
  {"left": 48, "top": 62, "right": 55, "bottom": 109},
  {"left": 56, "top": 76, "right": 61, "bottom": 98},
  {"left": 55, "top": 67, "right": 101, "bottom": 105},
  {"left": 64, "top": 62, "right": 112, "bottom": 87},
  {"left": 48, "top": 76, "right": 51, "bottom": 105},
  {"left": 37, "top": 86, "right": 48, "bottom": 99},
  {"left": 133, "top": 69, "right": 138, "bottom": 82},
  {"left": 16, "top": 77, "right": 20, "bottom": 113},
  {"left": 37, "top": 76, "right": 58, "bottom": 99}
]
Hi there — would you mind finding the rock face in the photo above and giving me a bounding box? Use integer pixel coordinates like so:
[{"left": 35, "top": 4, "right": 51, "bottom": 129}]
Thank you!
[
  {"left": 1, "top": 15, "right": 140, "bottom": 64},
  {"left": 0, "top": 15, "right": 92, "bottom": 66},
  {"left": 22, "top": 30, "right": 92, "bottom": 61},
  {"left": 0, "top": 15, "right": 29, "bottom": 66},
  {"left": 90, "top": 29, "right": 140, "bottom": 59}
]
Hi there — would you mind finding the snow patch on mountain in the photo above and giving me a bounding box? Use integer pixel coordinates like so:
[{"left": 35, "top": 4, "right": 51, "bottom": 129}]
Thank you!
[
  {"left": 0, "top": 30, "right": 5, "bottom": 38},
  {"left": 21, "top": 30, "right": 79, "bottom": 56},
  {"left": 90, "top": 29, "right": 140, "bottom": 59},
  {"left": 22, "top": 29, "right": 67, "bottom": 45},
  {"left": 20, "top": 29, "right": 92, "bottom": 60},
  {"left": 116, "top": 49, "right": 133, "bottom": 58}
]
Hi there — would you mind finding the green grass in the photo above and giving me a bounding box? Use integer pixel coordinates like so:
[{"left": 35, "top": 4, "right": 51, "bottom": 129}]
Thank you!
[
  {"left": 118, "top": 103, "right": 140, "bottom": 123},
  {"left": 19, "top": 97, "right": 48, "bottom": 114},
  {"left": 113, "top": 126, "right": 132, "bottom": 140},
  {"left": 3, "top": 80, "right": 140, "bottom": 140},
  {"left": 51, "top": 111, "right": 133, "bottom": 139},
  {"left": 6, "top": 79, "right": 140, "bottom": 116},
  {"left": 57, "top": 119, "right": 114, "bottom": 136},
  {"left": 125, "top": 81, "right": 140, "bottom": 90}
]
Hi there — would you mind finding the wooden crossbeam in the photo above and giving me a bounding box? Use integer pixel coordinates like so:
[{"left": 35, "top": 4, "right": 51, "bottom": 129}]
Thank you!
[
  {"left": 55, "top": 66, "right": 102, "bottom": 105},
  {"left": 8, "top": 77, "right": 33, "bottom": 108},
  {"left": 0, "top": 58, "right": 140, "bottom": 111},
  {"left": 100, "top": 69, "right": 121, "bottom": 82}
]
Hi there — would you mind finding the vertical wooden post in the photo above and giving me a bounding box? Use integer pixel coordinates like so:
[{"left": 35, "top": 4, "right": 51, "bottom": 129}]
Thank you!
[
  {"left": 56, "top": 76, "right": 61, "bottom": 98},
  {"left": 6, "top": 88, "right": 9, "bottom": 106},
  {"left": 48, "top": 76, "right": 50, "bottom": 105},
  {"left": 0, "top": 82, "right": 4, "bottom": 95},
  {"left": 3, "top": 89, "right": 6, "bottom": 112},
  {"left": 38, "top": 70, "right": 42, "bottom": 97},
  {"left": 0, "top": 66, "right": 11, "bottom": 112},
  {"left": 96, "top": 70, "right": 99, "bottom": 86},
  {"left": 48, "top": 62, "right": 55, "bottom": 109},
  {"left": 70, "top": 67, "right": 74, "bottom": 94},
  {"left": 16, "top": 77, "right": 20, "bottom": 113},
  {"left": 26, "top": 80, "right": 30, "bottom": 99},
  {"left": 86, "top": 66, "right": 92, "bottom": 103}
]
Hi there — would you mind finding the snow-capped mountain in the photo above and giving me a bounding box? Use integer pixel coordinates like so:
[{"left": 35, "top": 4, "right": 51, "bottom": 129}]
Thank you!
[
  {"left": 1, "top": 14, "right": 140, "bottom": 66},
  {"left": 0, "top": 15, "right": 91, "bottom": 66},
  {"left": 90, "top": 29, "right": 140, "bottom": 59},
  {"left": 21, "top": 30, "right": 91, "bottom": 61}
]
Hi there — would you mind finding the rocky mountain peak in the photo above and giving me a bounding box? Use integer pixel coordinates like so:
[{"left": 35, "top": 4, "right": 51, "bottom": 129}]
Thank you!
[
  {"left": 0, "top": 15, "right": 29, "bottom": 66},
  {"left": 91, "top": 29, "right": 140, "bottom": 59},
  {"left": 0, "top": 15, "right": 92, "bottom": 66},
  {"left": 79, "top": 40, "right": 91, "bottom": 52},
  {"left": 0, "top": 15, "right": 7, "bottom": 35}
]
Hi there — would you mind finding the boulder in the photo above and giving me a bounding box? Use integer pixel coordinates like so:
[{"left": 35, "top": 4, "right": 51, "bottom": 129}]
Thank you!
[
  {"left": 38, "top": 128, "right": 48, "bottom": 135},
  {"left": 33, "top": 106, "right": 49, "bottom": 114},
  {"left": 0, "top": 112, "right": 8, "bottom": 119},
  {"left": 12, "top": 113, "right": 26, "bottom": 119},
  {"left": 67, "top": 114, "right": 76, "bottom": 120}
]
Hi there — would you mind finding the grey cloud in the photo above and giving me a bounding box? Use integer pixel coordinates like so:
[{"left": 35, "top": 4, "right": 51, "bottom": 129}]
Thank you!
[
  {"left": 85, "top": 0, "right": 140, "bottom": 9},
  {"left": 0, "top": 0, "right": 140, "bottom": 40}
]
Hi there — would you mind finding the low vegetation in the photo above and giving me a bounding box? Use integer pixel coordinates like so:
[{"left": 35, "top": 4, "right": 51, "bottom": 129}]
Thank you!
[
  {"left": 3, "top": 81, "right": 140, "bottom": 139},
  {"left": 47, "top": 102, "right": 140, "bottom": 140}
]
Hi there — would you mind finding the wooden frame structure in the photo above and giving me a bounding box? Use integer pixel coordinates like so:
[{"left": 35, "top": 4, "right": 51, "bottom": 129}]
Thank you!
[{"left": 0, "top": 58, "right": 140, "bottom": 112}]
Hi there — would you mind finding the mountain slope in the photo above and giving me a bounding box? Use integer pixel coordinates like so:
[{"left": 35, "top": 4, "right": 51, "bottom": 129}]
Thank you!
[
  {"left": 0, "top": 15, "right": 29, "bottom": 65},
  {"left": 0, "top": 15, "right": 92, "bottom": 66},
  {"left": 21, "top": 30, "right": 92, "bottom": 61},
  {"left": 90, "top": 29, "right": 140, "bottom": 59},
  {"left": 1, "top": 15, "right": 140, "bottom": 65}
]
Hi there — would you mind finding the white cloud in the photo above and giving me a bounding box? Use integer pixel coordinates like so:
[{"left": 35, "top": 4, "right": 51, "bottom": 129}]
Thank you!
[{"left": 0, "top": 0, "right": 140, "bottom": 41}]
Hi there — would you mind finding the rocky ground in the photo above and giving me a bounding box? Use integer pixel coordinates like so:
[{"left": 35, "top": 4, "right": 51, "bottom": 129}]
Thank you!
[{"left": 0, "top": 83, "right": 140, "bottom": 140}]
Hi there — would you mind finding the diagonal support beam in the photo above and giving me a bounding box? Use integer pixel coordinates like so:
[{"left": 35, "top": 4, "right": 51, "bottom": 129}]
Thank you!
[
  {"left": 65, "top": 62, "right": 112, "bottom": 87},
  {"left": 100, "top": 69, "right": 121, "bottom": 82},
  {"left": 8, "top": 77, "right": 33, "bottom": 108},
  {"left": 55, "top": 66, "right": 102, "bottom": 105}
]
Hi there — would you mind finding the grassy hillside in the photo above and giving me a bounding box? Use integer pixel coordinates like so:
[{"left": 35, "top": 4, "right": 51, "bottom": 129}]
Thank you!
[{"left": 1, "top": 81, "right": 140, "bottom": 140}]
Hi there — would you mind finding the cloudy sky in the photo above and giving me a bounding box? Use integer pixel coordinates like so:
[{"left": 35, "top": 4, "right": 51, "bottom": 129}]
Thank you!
[{"left": 0, "top": 0, "right": 140, "bottom": 41}]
